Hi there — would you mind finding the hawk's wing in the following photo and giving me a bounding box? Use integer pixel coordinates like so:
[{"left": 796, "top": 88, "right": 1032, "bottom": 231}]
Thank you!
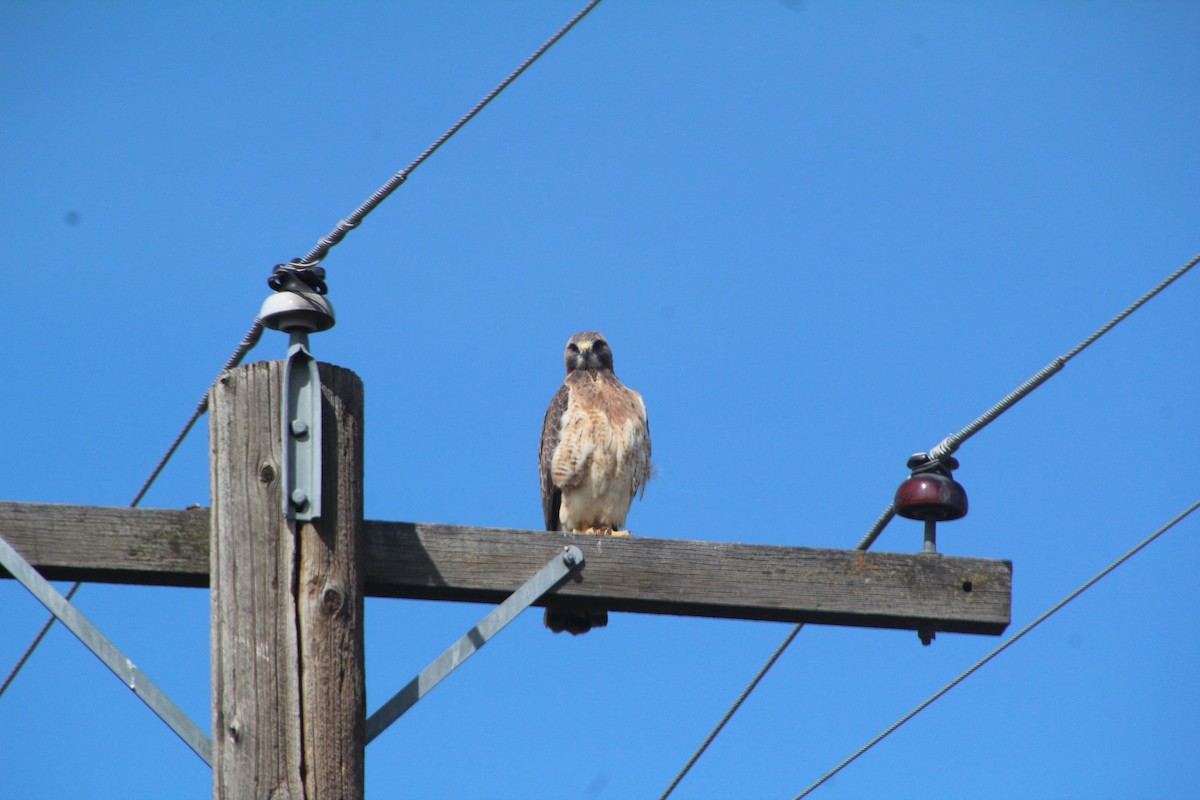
[
  {"left": 630, "top": 390, "right": 651, "bottom": 500},
  {"left": 539, "top": 384, "right": 570, "bottom": 531}
]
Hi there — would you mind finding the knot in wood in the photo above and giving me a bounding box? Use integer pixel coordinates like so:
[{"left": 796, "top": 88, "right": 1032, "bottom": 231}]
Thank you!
[
  {"left": 258, "top": 462, "right": 276, "bottom": 483},
  {"left": 321, "top": 583, "right": 346, "bottom": 616}
]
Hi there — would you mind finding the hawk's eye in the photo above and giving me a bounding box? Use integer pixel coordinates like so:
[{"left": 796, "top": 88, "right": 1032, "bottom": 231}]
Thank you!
[
  {"left": 593, "top": 340, "right": 607, "bottom": 351},
  {"left": 567, "top": 343, "right": 580, "bottom": 353}
]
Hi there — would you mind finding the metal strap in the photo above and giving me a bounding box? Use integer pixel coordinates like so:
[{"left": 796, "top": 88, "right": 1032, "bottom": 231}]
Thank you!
[
  {"left": 366, "top": 545, "right": 584, "bottom": 743},
  {"left": 0, "top": 533, "right": 213, "bottom": 766},
  {"left": 281, "top": 330, "right": 322, "bottom": 520}
]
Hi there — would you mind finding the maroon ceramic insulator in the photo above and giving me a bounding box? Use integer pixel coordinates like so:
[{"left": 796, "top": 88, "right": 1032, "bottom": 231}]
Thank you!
[{"left": 894, "top": 467, "right": 968, "bottom": 522}]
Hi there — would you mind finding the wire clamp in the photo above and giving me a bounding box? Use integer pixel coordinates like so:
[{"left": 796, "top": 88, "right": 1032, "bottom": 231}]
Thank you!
[{"left": 260, "top": 261, "right": 336, "bottom": 334}]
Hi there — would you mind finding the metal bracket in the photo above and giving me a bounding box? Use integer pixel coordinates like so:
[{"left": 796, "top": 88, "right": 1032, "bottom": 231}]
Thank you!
[
  {"left": 365, "top": 545, "right": 585, "bottom": 744},
  {"left": 281, "top": 331, "right": 322, "bottom": 520},
  {"left": 0, "top": 533, "right": 213, "bottom": 766}
]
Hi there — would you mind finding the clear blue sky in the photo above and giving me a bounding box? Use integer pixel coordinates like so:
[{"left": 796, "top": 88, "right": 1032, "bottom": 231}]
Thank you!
[{"left": 2, "top": 2, "right": 1198, "bottom": 798}]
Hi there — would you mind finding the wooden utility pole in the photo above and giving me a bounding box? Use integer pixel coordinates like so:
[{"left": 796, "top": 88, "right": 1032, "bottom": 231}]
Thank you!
[{"left": 209, "top": 361, "right": 365, "bottom": 800}]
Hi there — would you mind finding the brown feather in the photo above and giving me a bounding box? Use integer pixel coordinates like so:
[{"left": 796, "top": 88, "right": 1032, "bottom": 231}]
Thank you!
[{"left": 539, "top": 383, "right": 570, "bottom": 531}]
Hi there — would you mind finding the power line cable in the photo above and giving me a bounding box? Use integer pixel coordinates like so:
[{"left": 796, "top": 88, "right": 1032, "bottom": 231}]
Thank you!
[
  {"left": 131, "top": 319, "right": 265, "bottom": 509},
  {"left": 134, "top": 0, "right": 606, "bottom": 506},
  {"left": 0, "top": 317, "right": 264, "bottom": 702},
  {"left": 299, "top": 0, "right": 604, "bottom": 268},
  {"left": 0, "top": 0, "right": 604, "bottom": 702},
  {"left": 659, "top": 625, "right": 804, "bottom": 800},
  {"left": 0, "top": 582, "right": 81, "bottom": 701},
  {"left": 660, "top": 250, "right": 1200, "bottom": 799},
  {"left": 859, "top": 251, "right": 1200, "bottom": 549},
  {"left": 794, "top": 497, "right": 1200, "bottom": 800}
]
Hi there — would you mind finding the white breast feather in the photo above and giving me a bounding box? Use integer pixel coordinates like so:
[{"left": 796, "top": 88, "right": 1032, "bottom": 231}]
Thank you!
[{"left": 551, "top": 390, "right": 649, "bottom": 533}]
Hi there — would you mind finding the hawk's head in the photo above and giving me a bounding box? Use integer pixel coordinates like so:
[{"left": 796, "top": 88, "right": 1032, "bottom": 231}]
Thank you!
[{"left": 564, "top": 331, "right": 613, "bottom": 374}]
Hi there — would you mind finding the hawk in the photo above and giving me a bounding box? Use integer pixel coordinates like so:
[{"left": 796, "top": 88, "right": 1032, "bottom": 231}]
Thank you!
[{"left": 539, "top": 331, "right": 651, "bottom": 634}]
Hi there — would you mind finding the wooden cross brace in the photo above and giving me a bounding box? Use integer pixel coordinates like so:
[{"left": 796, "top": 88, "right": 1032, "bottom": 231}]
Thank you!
[{"left": 0, "top": 500, "right": 1011, "bottom": 636}]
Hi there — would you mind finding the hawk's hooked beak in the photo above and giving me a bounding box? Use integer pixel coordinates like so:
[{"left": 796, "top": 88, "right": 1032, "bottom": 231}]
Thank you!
[{"left": 578, "top": 343, "right": 599, "bottom": 369}]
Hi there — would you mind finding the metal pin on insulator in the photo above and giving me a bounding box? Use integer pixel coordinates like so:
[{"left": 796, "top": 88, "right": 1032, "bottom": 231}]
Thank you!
[
  {"left": 894, "top": 453, "right": 968, "bottom": 646},
  {"left": 259, "top": 261, "right": 335, "bottom": 522}
]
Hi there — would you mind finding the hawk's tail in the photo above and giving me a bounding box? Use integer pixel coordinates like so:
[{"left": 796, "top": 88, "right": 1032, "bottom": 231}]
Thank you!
[{"left": 544, "top": 606, "right": 608, "bottom": 635}]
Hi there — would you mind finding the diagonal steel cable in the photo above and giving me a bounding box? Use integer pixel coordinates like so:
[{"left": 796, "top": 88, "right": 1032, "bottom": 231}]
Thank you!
[
  {"left": 299, "top": 0, "right": 604, "bottom": 267},
  {"left": 658, "top": 625, "right": 804, "bottom": 800},
  {"left": 0, "top": 317, "right": 263, "bottom": 701},
  {"left": 860, "top": 250, "right": 1200, "bottom": 549},
  {"left": 794, "top": 497, "right": 1200, "bottom": 799},
  {"left": 660, "top": 250, "right": 1199, "bottom": 799},
  {"left": 132, "top": 0, "right": 607, "bottom": 511},
  {"left": 0, "top": 582, "right": 82, "bottom": 700},
  {"left": 0, "top": 0, "right": 605, "bottom": 704}
]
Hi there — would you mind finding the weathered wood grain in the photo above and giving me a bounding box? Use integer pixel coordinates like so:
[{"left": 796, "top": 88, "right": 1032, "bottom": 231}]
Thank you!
[
  {"left": 0, "top": 503, "right": 1010, "bottom": 635},
  {"left": 0, "top": 501, "right": 211, "bottom": 587},
  {"left": 208, "top": 361, "right": 365, "bottom": 800},
  {"left": 298, "top": 363, "right": 365, "bottom": 800},
  {"left": 209, "top": 361, "right": 304, "bottom": 800},
  {"left": 363, "top": 522, "right": 1010, "bottom": 634}
]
